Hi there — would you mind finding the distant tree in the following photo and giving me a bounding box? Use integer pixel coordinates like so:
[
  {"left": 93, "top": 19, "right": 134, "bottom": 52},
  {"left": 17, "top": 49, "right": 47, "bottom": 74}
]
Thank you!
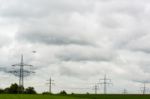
[
  {"left": 86, "top": 92, "right": 90, "bottom": 95},
  {"left": 42, "top": 92, "right": 53, "bottom": 95},
  {"left": 0, "top": 89, "right": 4, "bottom": 94},
  {"left": 4, "top": 83, "right": 25, "bottom": 94},
  {"left": 1, "top": 83, "right": 37, "bottom": 94},
  {"left": 42, "top": 92, "right": 51, "bottom": 95},
  {"left": 59, "top": 90, "right": 67, "bottom": 95},
  {"left": 25, "top": 87, "right": 36, "bottom": 94},
  {"left": 4, "top": 87, "right": 10, "bottom": 93},
  {"left": 7, "top": 83, "right": 19, "bottom": 94}
]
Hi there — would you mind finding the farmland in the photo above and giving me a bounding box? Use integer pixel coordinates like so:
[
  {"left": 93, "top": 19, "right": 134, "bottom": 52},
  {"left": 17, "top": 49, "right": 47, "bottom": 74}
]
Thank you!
[{"left": 0, "top": 94, "right": 150, "bottom": 99}]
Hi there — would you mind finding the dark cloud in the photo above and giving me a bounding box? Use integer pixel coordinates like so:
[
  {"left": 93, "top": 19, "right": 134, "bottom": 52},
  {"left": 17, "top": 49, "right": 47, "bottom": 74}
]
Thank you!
[
  {"left": 17, "top": 32, "right": 93, "bottom": 46},
  {"left": 56, "top": 46, "right": 115, "bottom": 62}
]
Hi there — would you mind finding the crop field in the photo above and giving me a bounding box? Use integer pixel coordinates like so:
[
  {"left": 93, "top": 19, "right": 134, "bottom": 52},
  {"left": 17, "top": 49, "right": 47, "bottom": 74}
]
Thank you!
[{"left": 0, "top": 94, "right": 150, "bottom": 99}]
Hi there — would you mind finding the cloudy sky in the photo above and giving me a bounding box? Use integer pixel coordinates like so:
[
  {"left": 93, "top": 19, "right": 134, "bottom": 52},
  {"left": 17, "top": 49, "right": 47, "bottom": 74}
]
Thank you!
[{"left": 0, "top": 0, "right": 150, "bottom": 94}]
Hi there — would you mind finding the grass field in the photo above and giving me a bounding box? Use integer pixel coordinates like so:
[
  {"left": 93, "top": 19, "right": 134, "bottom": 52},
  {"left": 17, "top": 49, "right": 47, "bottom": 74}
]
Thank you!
[
  {"left": 0, "top": 94, "right": 85, "bottom": 99},
  {"left": 73, "top": 94, "right": 150, "bottom": 99},
  {"left": 0, "top": 94, "right": 150, "bottom": 99}
]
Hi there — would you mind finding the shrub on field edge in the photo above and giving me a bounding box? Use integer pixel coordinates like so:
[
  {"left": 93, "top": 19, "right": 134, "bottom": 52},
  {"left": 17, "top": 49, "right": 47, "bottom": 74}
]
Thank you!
[
  {"left": 42, "top": 92, "right": 53, "bottom": 95},
  {"left": 59, "top": 90, "right": 67, "bottom": 95},
  {"left": 25, "top": 87, "right": 36, "bottom": 94}
]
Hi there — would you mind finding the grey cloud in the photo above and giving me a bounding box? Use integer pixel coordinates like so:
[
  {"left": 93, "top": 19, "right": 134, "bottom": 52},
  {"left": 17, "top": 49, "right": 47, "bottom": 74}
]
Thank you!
[
  {"left": 57, "top": 62, "right": 103, "bottom": 80},
  {"left": 57, "top": 52, "right": 112, "bottom": 62},
  {"left": 132, "top": 79, "right": 150, "bottom": 84},
  {"left": 59, "top": 65, "right": 80, "bottom": 77},
  {"left": 126, "top": 34, "right": 150, "bottom": 53},
  {"left": 56, "top": 46, "right": 115, "bottom": 62},
  {"left": 0, "top": 67, "right": 9, "bottom": 73},
  {"left": 0, "top": 0, "right": 94, "bottom": 19},
  {"left": 0, "top": 35, "right": 12, "bottom": 48},
  {"left": 17, "top": 32, "right": 92, "bottom": 46},
  {"left": 15, "top": 12, "right": 97, "bottom": 46},
  {"left": 137, "top": 59, "right": 150, "bottom": 73}
]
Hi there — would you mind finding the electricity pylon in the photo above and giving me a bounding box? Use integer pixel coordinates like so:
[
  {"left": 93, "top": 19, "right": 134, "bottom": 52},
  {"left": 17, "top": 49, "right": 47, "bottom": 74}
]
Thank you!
[
  {"left": 47, "top": 77, "right": 54, "bottom": 93},
  {"left": 98, "top": 75, "right": 112, "bottom": 94},
  {"left": 122, "top": 89, "right": 127, "bottom": 94},
  {"left": 11, "top": 54, "right": 34, "bottom": 93},
  {"left": 140, "top": 82, "right": 148, "bottom": 95},
  {"left": 93, "top": 84, "right": 99, "bottom": 94}
]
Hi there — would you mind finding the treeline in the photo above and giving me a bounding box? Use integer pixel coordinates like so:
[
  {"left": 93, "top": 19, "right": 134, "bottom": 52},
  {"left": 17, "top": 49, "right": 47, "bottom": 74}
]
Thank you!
[
  {"left": 42, "top": 90, "right": 67, "bottom": 95},
  {"left": 0, "top": 83, "right": 68, "bottom": 95},
  {"left": 0, "top": 83, "right": 69, "bottom": 95},
  {"left": 0, "top": 83, "right": 36, "bottom": 94}
]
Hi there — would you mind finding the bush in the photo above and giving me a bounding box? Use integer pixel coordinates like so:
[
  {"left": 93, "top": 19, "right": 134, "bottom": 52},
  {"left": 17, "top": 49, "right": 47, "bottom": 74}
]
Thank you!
[
  {"left": 0, "top": 89, "right": 4, "bottom": 94},
  {"left": 4, "top": 83, "right": 23, "bottom": 94},
  {"left": 42, "top": 92, "right": 52, "bottom": 95},
  {"left": 59, "top": 90, "right": 67, "bottom": 95},
  {"left": 3, "top": 83, "right": 36, "bottom": 94},
  {"left": 25, "top": 87, "right": 36, "bottom": 94}
]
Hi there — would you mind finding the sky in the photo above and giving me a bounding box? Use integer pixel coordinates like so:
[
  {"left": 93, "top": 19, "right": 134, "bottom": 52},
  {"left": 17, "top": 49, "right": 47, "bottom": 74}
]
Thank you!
[{"left": 0, "top": 0, "right": 150, "bottom": 94}]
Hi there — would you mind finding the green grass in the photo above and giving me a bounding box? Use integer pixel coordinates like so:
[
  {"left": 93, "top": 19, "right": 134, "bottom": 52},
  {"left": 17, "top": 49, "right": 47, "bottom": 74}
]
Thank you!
[
  {"left": 72, "top": 94, "right": 150, "bottom": 99},
  {"left": 0, "top": 94, "right": 150, "bottom": 99},
  {"left": 0, "top": 94, "right": 87, "bottom": 99}
]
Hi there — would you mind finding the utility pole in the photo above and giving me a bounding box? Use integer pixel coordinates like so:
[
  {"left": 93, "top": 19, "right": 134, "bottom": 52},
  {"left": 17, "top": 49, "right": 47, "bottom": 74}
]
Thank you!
[
  {"left": 47, "top": 77, "right": 54, "bottom": 94},
  {"left": 98, "top": 75, "right": 112, "bottom": 94},
  {"left": 93, "top": 84, "right": 99, "bottom": 94},
  {"left": 11, "top": 54, "right": 33, "bottom": 93}
]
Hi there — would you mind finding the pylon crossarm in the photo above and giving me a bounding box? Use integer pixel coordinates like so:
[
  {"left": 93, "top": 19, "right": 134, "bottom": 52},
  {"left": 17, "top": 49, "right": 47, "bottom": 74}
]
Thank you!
[
  {"left": 22, "top": 64, "right": 32, "bottom": 67},
  {"left": 12, "top": 64, "right": 21, "bottom": 66},
  {"left": 23, "top": 71, "right": 34, "bottom": 73},
  {"left": 9, "top": 71, "right": 18, "bottom": 73}
]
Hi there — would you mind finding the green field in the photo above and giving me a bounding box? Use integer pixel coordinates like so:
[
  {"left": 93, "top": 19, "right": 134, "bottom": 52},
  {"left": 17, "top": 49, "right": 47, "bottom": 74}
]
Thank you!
[
  {"left": 0, "top": 94, "right": 84, "bottom": 99},
  {"left": 0, "top": 94, "right": 150, "bottom": 99}
]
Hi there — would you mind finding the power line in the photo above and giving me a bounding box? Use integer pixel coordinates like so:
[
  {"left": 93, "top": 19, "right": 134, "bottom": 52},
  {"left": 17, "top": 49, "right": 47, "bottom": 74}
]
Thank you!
[{"left": 98, "top": 74, "right": 112, "bottom": 94}]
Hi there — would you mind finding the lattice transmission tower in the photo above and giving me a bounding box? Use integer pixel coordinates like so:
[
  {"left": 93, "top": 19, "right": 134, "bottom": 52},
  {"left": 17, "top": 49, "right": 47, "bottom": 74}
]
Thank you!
[
  {"left": 98, "top": 75, "right": 112, "bottom": 94},
  {"left": 46, "top": 77, "right": 54, "bottom": 94},
  {"left": 10, "top": 54, "right": 34, "bottom": 93}
]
